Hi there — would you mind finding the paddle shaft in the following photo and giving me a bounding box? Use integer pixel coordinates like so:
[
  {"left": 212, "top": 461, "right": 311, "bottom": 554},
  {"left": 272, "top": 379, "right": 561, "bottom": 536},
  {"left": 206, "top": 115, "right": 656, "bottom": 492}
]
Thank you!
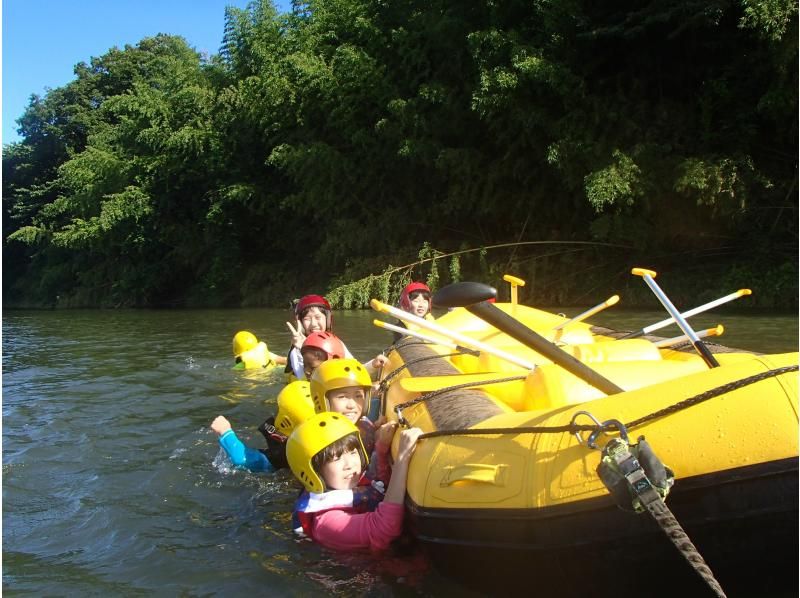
[
  {"left": 553, "top": 295, "right": 619, "bottom": 331},
  {"left": 619, "top": 289, "right": 750, "bottom": 339},
  {"left": 634, "top": 270, "right": 720, "bottom": 368},
  {"left": 374, "top": 319, "right": 479, "bottom": 356},
  {"left": 370, "top": 299, "right": 535, "bottom": 370},
  {"left": 466, "top": 302, "right": 625, "bottom": 395},
  {"left": 653, "top": 325, "right": 723, "bottom": 348}
]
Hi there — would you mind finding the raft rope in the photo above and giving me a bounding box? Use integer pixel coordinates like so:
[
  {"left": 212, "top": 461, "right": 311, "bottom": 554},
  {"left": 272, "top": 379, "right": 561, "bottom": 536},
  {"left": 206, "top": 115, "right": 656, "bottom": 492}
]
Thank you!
[
  {"left": 376, "top": 348, "right": 475, "bottom": 394},
  {"left": 403, "top": 364, "right": 798, "bottom": 439},
  {"left": 599, "top": 432, "right": 727, "bottom": 598},
  {"left": 649, "top": 499, "right": 727, "bottom": 597},
  {"left": 624, "top": 364, "right": 797, "bottom": 429},
  {"left": 392, "top": 374, "right": 527, "bottom": 424}
]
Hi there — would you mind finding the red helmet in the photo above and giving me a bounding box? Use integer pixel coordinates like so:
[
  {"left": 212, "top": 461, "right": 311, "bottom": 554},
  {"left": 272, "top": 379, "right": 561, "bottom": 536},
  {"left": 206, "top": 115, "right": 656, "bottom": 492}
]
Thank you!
[
  {"left": 399, "top": 282, "right": 431, "bottom": 313},
  {"left": 300, "top": 331, "right": 345, "bottom": 360},
  {"left": 294, "top": 294, "right": 333, "bottom": 330}
]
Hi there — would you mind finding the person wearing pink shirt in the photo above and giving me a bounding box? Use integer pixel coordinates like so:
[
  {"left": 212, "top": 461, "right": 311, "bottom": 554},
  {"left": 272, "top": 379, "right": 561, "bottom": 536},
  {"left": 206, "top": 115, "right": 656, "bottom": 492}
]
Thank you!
[{"left": 287, "top": 412, "right": 422, "bottom": 552}]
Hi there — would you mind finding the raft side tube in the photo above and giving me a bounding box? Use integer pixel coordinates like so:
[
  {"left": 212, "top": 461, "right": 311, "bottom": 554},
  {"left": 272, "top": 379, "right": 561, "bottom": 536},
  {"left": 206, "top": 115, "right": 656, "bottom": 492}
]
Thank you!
[{"left": 404, "top": 352, "right": 798, "bottom": 512}]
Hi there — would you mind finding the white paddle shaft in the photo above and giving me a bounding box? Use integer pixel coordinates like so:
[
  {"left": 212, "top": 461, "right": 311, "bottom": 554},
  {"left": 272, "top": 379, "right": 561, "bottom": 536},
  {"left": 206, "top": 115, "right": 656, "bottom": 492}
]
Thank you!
[{"left": 370, "top": 299, "right": 535, "bottom": 370}]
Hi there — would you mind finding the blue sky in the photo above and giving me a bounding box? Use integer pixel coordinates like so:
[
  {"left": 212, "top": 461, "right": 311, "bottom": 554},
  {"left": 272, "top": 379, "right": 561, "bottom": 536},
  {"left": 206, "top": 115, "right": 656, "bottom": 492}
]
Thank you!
[{"left": 2, "top": 0, "right": 291, "bottom": 146}]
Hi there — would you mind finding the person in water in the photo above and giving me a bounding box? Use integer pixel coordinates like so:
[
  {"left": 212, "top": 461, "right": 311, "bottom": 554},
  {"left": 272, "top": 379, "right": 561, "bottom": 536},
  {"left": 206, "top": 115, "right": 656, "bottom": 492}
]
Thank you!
[
  {"left": 309, "top": 357, "right": 385, "bottom": 455},
  {"left": 300, "top": 331, "right": 346, "bottom": 379},
  {"left": 213, "top": 333, "right": 366, "bottom": 473},
  {"left": 285, "top": 294, "right": 387, "bottom": 381},
  {"left": 392, "top": 282, "right": 434, "bottom": 342},
  {"left": 288, "top": 412, "right": 422, "bottom": 552},
  {"left": 211, "top": 380, "right": 314, "bottom": 472},
  {"left": 232, "top": 330, "right": 287, "bottom": 370}
]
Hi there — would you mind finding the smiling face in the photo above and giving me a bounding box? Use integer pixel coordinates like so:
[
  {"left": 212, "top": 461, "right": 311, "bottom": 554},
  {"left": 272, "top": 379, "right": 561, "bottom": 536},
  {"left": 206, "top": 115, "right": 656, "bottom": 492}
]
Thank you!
[
  {"left": 318, "top": 446, "right": 363, "bottom": 490},
  {"left": 301, "top": 306, "right": 328, "bottom": 334},
  {"left": 325, "top": 386, "right": 366, "bottom": 423},
  {"left": 408, "top": 291, "right": 430, "bottom": 317}
]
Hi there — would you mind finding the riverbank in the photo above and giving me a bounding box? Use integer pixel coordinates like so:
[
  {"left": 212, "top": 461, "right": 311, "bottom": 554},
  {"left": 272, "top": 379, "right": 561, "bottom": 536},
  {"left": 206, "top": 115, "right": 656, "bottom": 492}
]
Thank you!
[{"left": 6, "top": 252, "right": 795, "bottom": 311}]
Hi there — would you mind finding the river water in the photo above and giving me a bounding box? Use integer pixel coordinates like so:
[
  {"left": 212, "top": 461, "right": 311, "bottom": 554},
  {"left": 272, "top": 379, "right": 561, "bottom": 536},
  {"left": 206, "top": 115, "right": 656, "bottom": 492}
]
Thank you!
[{"left": 2, "top": 307, "right": 797, "bottom": 596}]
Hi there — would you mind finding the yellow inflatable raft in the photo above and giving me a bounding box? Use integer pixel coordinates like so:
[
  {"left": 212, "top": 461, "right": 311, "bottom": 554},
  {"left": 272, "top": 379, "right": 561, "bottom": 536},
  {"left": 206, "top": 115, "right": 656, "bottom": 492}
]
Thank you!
[{"left": 373, "top": 276, "right": 798, "bottom": 594}]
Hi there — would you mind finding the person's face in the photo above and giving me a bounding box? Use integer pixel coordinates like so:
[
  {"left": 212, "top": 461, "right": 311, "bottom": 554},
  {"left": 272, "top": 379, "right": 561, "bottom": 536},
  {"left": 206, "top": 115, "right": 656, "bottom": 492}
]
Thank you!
[
  {"left": 302, "top": 348, "right": 327, "bottom": 379},
  {"left": 319, "top": 447, "right": 363, "bottom": 490},
  {"left": 409, "top": 292, "right": 430, "bottom": 317},
  {"left": 326, "top": 386, "right": 366, "bottom": 423},
  {"left": 301, "top": 307, "right": 327, "bottom": 334}
]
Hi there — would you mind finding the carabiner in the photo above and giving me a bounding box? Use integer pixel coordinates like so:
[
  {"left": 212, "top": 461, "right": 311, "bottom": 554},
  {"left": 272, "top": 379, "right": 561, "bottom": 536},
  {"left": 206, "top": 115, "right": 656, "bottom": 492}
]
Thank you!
[
  {"left": 571, "top": 410, "right": 604, "bottom": 447},
  {"left": 587, "top": 419, "right": 629, "bottom": 450}
]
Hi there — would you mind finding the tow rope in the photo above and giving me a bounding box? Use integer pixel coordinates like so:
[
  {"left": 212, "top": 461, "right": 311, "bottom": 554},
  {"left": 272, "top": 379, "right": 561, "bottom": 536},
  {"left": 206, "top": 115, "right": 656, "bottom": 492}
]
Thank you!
[{"left": 597, "top": 428, "right": 726, "bottom": 597}]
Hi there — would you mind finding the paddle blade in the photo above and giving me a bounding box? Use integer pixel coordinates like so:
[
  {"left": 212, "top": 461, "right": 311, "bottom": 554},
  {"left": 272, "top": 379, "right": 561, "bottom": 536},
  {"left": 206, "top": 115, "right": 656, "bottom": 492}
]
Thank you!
[{"left": 433, "top": 282, "right": 497, "bottom": 308}]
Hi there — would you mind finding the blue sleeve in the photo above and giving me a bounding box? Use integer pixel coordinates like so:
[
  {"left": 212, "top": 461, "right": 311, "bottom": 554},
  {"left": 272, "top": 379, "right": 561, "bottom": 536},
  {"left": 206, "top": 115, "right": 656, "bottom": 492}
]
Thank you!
[{"left": 218, "top": 429, "right": 275, "bottom": 473}]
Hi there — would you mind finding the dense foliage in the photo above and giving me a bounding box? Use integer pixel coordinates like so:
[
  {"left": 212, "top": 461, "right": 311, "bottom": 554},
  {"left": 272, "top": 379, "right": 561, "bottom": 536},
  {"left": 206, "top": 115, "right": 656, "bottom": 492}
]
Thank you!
[{"left": 4, "top": 0, "right": 797, "bottom": 308}]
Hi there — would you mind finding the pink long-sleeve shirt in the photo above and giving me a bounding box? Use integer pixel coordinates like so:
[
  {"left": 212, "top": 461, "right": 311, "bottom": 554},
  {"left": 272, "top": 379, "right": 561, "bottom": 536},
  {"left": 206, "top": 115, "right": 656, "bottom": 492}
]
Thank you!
[
  {"left": 293, "top": 437, "right": 399, "bottom": 552},
  {"left": 311, "top": 500, "right": 404, "bottom": 552}
]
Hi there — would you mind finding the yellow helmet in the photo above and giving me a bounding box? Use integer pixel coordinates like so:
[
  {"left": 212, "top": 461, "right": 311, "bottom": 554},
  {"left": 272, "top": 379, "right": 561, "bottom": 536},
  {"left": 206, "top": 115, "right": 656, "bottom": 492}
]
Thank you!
[
  {"left": 287, "top": 412, "right": 367, "bottom": 493},
  {"left": 274, "top": 381, "right": 315, "bottom": 435},
  {"left": 232, "top": 330, "right": 258, "bottom": 357},
  {"left": 309, "top": 358, "right": 372, "bottom": 413}
]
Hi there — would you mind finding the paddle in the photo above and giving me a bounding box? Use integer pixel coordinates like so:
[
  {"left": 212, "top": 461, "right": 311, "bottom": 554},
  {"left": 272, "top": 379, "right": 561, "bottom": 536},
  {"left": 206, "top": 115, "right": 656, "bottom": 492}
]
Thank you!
[
  {"left": 370, "top": 298, "right": 536, "bottom": 370},
  {"left": 432, "top": 282, "right": 625, "bottom": 396},
  {"left": 631, "top": 268, "right": 720, "bottom": 368},
  {"left": 552, "top": 295, "right": 620, "bottom": 331},
  {"left": 618, "top": 289, "right": 751, "bottom": 340},
  {"left": 372, "top": 319, "right": 480, "bottom": 357},
  {"left": 653, "top": 325, "right": 723, "bottom": 349}
]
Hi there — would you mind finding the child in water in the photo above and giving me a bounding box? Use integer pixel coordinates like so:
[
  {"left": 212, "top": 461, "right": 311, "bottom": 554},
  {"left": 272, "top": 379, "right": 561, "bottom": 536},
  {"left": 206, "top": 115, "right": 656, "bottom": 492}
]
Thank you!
[
  {"left": 288, "top": 412, "right": 422, "bottom": 552},
  {"left": 211, "top": 380, "right": 314, "bottom": 472},
  {"left": 232, "top": 330, "right": 287, "bottom": 370},
  {"left": 309, "top": 357, "right": 384, "bottom": 454},
  {"left": 299, "top": 331, "right": 346, "bottom": 379},
  {"left": 286, "top": 294, "right": 388, "bottom": 380},
  {"left": 212, "top": 333, "right": 352, "bottom": 472},
  {"left": 392, "top": 282, "right": 434, "bottom": 342}
]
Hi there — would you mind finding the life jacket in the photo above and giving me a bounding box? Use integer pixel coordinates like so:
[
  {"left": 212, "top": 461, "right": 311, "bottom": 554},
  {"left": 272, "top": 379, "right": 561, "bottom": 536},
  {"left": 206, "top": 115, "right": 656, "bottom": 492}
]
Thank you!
[
  {"left": 292, "top": 476, "right": 386, "bottom": 540},
  {"left": 257, "top": 416, "right": 289, "bottom": 470},
  {"left": 235, "top": 342, "right": 276, "bottom": 370}
]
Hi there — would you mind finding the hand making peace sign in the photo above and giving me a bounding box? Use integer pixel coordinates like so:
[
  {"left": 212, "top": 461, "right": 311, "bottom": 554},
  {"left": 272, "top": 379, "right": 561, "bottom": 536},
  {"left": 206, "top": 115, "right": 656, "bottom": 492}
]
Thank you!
[{"left": 286, "top": 319, "right": 307, "bottom": 350}]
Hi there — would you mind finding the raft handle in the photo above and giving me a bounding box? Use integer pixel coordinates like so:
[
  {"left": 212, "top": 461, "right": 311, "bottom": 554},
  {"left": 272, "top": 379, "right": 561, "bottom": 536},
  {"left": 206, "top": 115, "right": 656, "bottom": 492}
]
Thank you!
[{"left": 440, "top": 463, "right": 508, "bottom": 487}]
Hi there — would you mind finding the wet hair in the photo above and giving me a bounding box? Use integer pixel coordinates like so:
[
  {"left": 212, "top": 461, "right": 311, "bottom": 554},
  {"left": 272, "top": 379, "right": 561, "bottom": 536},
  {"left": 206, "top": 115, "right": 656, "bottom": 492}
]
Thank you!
[{"left": 311, "top": 432, "right": 365, "bottom": 478}]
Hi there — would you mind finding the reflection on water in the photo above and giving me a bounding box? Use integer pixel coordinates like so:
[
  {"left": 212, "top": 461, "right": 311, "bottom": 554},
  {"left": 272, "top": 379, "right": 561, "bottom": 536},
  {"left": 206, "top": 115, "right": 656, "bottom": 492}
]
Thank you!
[{"left": 2, "top": 307, "right": 797, "bottom": 595}]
